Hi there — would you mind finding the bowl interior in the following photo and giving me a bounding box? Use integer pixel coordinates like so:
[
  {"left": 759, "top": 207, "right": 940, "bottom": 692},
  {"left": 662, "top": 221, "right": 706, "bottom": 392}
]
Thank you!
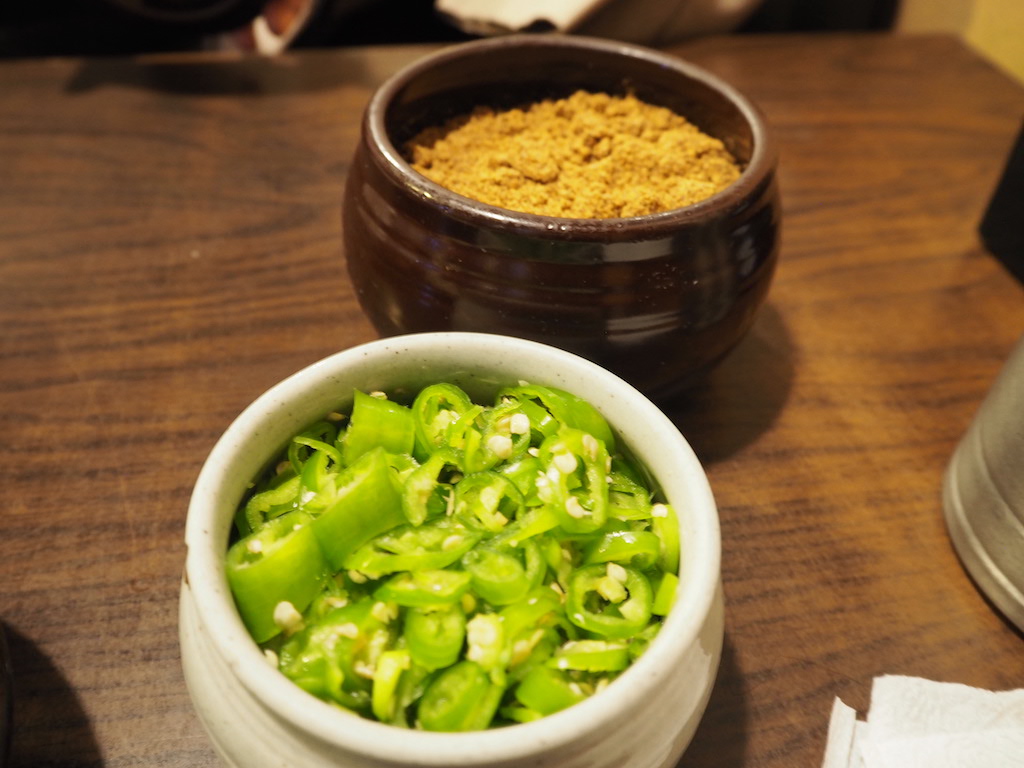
[{"left": 185, "top": 333, "right": 721, "bottom": 763}]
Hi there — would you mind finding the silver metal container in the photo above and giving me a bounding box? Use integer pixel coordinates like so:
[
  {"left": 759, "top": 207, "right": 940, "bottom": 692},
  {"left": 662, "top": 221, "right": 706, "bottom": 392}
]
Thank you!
[{"left": 943, "top": 332, "right": 1024, "bottom": 631}]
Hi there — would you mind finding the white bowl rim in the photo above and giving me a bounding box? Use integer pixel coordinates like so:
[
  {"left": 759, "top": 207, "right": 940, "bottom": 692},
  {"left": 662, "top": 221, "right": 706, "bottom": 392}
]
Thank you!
[{"left": 184, "top": 332, "right": 721, "bottom": 764}]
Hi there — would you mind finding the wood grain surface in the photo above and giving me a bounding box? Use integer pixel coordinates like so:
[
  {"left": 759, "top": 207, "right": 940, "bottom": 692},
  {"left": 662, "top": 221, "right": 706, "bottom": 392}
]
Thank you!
[{"left": 1, "top": 33, "right": 1022, "bottom": 768}]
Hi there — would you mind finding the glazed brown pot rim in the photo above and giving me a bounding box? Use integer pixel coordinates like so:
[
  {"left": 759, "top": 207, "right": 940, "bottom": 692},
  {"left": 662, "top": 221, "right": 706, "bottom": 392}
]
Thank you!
[{"left": 363, "top": 33, "right": 777, "bottom": 238}]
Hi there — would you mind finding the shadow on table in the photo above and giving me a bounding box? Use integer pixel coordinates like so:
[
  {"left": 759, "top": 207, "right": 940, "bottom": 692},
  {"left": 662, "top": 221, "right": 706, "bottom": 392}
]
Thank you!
[
  {"left": 62, "top": 47, "right": 412, "bottom": 97},
  {"left": 662, "top": 302, "right": 795, "bottom": 465},
  {"left": 2, "top": 622, "right": 101, "bottom": 768},
  {"left": 677, "top": 632, "right": 748, "bottom": 767}
]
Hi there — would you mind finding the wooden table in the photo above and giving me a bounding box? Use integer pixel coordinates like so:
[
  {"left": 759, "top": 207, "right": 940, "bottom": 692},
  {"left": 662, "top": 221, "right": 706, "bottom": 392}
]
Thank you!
[{"left": 1, "top": 32, "right": 1022, "bottom": 768}]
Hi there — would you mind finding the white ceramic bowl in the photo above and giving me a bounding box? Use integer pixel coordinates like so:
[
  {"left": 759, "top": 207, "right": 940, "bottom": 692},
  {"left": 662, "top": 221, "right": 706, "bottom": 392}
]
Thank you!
[{"left": 180, "top": 332, "right": 723, "bottom": 768}]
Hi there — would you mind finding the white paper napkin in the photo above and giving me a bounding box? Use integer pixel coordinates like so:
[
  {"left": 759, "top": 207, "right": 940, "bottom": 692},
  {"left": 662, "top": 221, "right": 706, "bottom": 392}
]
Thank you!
[{"left": 822, "top": 676, "right": 1024, "bottom": 768}]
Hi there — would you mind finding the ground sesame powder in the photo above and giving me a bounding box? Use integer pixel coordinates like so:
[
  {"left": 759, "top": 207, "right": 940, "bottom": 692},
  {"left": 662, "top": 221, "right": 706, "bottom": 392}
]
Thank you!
[{"left": 404, "top": 90, "right": 742, "bottom": 219}]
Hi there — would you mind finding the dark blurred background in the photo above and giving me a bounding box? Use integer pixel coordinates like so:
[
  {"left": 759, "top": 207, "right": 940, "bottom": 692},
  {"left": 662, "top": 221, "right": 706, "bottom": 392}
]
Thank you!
[{"left": 0, "top": 0, "right": 900, "bottom": 58}]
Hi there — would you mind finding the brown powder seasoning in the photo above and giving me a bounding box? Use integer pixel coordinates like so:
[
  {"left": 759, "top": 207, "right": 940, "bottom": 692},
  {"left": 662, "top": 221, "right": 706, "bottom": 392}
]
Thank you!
[{"left": 404, "top": 90, "right": 742, "bottom": 219}]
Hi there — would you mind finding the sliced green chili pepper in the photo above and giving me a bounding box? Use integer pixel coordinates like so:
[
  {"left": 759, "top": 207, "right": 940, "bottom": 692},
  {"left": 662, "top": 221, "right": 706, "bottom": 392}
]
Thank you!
[
  {"left": 536, "top": 428, "right": 609, "bottom": 534},
  {"left": 509, "top": 627, "right": 561, "bottom": 679},
  {"left": 497, "top": 453, "right": 543, "bottom": 503},
  {"left": 520, "top": 539, "right": 547, "bottom": 590},
  {"left": 383, "top": 451, "right": 419, "bottom": 483},
  {"left": 498, "top": 384, "right": 615, "bottom": 451},
  {"left": 390, "top": 661, "right": 432, "bottom": 728},
  {"left": 499, "top": 588, "right": 563, "bottom": 673},
  {"left": 498, "top": 587, "right": 562, "bottom": 642},
  {"left": 536, "top": 533, "right": 574, "bottom": 591},
  {"left": 401, "top": 449, "right": 457, "bottom": 526},
  {"left": 412, "top": 383, "right": 473, "bottom": 458},
  {"left": 488, "top": 505, "right": 558, "bottom": 550},
  {"left": 583, "top": 529, "right": 661, "bottom": 570},
  {"left": 440, "top": 403, "right": 483, "bottom": 466},
  {"left": 500, "top": 394, "right": 559, "bottom": 442},
  {"left": 652, "top": 571, "right": 679, "bottom": 616},
  {"left": 374, "top": 569, "right": 472, "bottom": 607},
  {"left": 371, "top": 649, "right": 411, "bottom": 723},
  {"left": 465, "top": 612, "right": 508, "bottom": 678},
  {"left": 278, "top": 631, "right": 365, "bottom": 713},
  {"left": 342, "top": 390, "right": 415, "bottom": 465},
  {"left": 608, "top": 453, "right": 649, "bottom": 489},
  {"left": 509, "top": 633, "right": 560, "bottom": 683},
  {"left": 277, "top": 597, "right": 392, "bottom": 713},
  {"left": 452, "top": 471, "right": 524, "bottom": 533},
  {"left": 225, "top": 511, "right": 328, "bottom": 643},
  {"left": 417, "top": 660, "right": 503, "bottom": 731},
  {"left": 607, "top": 465, "right": 654, "bottom": 521},
  {"left": 462, "top": 548, "right": 530, "bottom": 606},
  {"left": 404, "top": 604, "right": 467, "bottom": 670},
  {"left": 445, "top": 403, "right": 531, "bottom": 476},
  {"left": 240, "top": 473, "right": 301, "bottom": 534},
  {"left": 626, "top": 621, "right": 661, "bottom": 662},
  {"left": 514, "top": 665, "right": 583, "bottom": 715},
  {"left": 499, "top": 705, "right": 545, "bottom": 724},
  {"left": 457, "top": 399, "right": 531, "bottom": 473},
  {"left": 287, "top": 420, "right": 339, "bottom": 476},
  {"left": 293, "top": 435, "right": 343, "bottom": 474},
  {"left": 566, "top": 563, "right": 653, "bottom": 639},
  {"left": 311, "top": 447, "right": 406, "bottom": 570},
  {"left": 295, "top": 448, "right": 343, "bottom": 516},
  {"left": 304, "top": 575, "right": 352, "bottom": 623},
  {"left": 650, "top": 503, "right": 680, "bottom": 575},
  {"left": 549, "top": 639, "right": 629, "bottom": 672},
  {"left": 553, "top": 391, "right": 615, "bottom": 451},
  {"left": 344, "top": 516, "right": 482, "bottom": 576}
]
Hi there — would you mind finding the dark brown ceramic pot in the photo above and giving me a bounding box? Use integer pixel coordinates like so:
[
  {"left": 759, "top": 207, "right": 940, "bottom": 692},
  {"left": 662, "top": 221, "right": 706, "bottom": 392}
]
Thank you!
[{"left": 342, "top": 34, "right": 780, "bottom": 400}]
